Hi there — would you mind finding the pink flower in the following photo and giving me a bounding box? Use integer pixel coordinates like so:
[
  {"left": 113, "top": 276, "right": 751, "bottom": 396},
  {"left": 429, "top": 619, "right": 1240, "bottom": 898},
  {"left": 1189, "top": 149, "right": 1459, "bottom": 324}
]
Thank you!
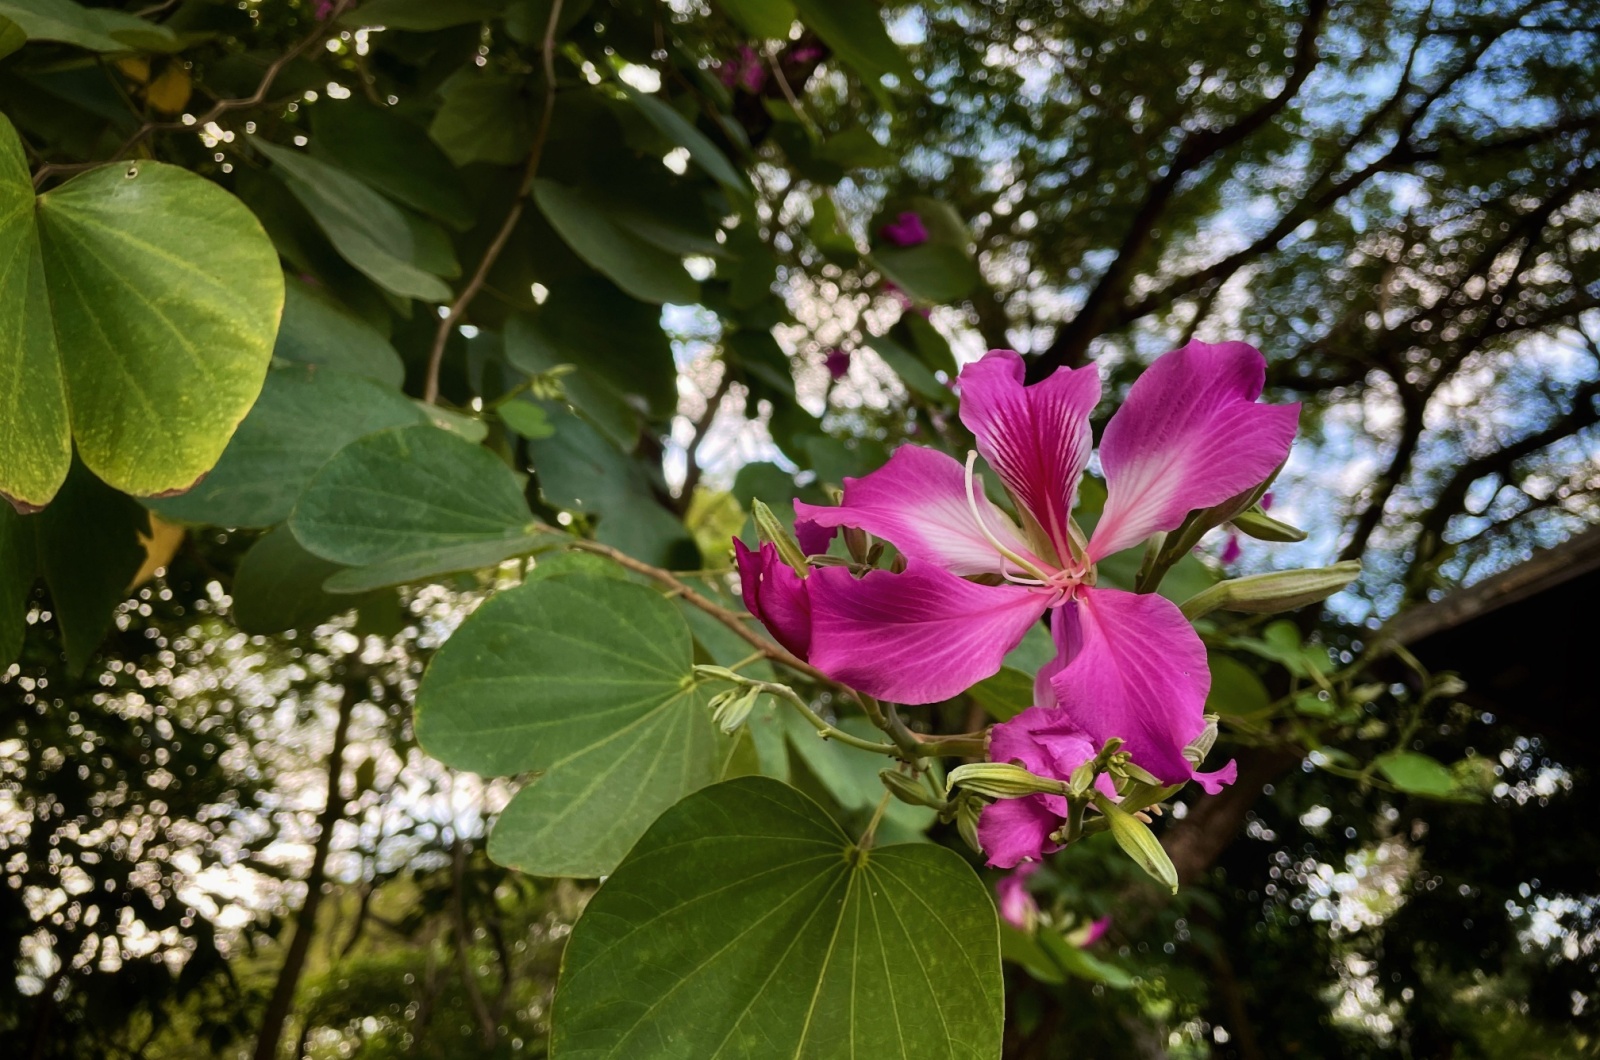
[
  {"left": 1218, "top": 491, "right": 1272, "bottom": 565},
  {"left": 733, "top": 540, "right": 811, "bottom": 658},
  {"left": 794, "top": 341, "right": 1299, "bottom": 786},
  {"left": 314, "top": 0, "right": 336, "bottom": 20},
  {"left": 880, "top": 211, "right": 929, "bottom": 248},
  {"left": 979, "top": 705, "right": 1118, "bottom": 867},
  {"left": 1075, "top": 915, "right": 1112, "bottom": 947},
  {"left": 995, "top": 862, "right": 1041, "bottom": 931},
  {"left": 716, "top": 45, "right": 766, "bottom": 94},
  {"left": 824, "top": 348, "right": 851, "bottom": 380}
]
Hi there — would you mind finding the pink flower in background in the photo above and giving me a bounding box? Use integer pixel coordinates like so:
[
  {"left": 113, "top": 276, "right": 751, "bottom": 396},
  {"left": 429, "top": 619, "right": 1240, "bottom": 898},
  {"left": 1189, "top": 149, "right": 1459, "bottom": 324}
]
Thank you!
[
  {"left": 996, "top": 862, "right": 1041, "bottom": 930},
  {"left": 314, "top": 0, "right": 336, "bottom": 20},
  {"left": 1218, "top": 491, "right": 1273, "bottom": 565},
  {"left": 979, "top": 706, "right": 1119, "bottom": 867},
  {"left": 880, "top": 211, "right": 929, "bottom": 247},
  {"left": 795, "top": 341, "right": 1299, "bottom": 785},
  {"left": 1076, "top": 915, "right": 1112, "bottom": 947},
  {"left": 824, "top": 348, "right": 852, "bottom": 380},
  {"left": 716, "top": 45, "right": 766, "bottom": 94}
]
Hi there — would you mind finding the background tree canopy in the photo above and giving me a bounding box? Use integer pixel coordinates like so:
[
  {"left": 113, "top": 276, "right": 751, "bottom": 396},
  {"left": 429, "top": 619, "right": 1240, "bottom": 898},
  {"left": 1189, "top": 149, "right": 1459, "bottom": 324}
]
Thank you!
[{"left": 1, "top": 0, "right": 1596, "bottom": 1057}]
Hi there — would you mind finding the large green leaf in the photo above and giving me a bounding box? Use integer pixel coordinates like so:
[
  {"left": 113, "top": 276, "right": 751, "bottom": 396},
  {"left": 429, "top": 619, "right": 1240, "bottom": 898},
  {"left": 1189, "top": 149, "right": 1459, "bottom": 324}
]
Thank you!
[
  {"left": 869, "top": 245, "right": 982, "bottom": 305},
  {"left": 620, "top": 85, "right": 749, "bottom": 199},
  {"left": 290, "top": 425, "right": 540, "bottom": 580},
  {"left": 147, "top": 365, "right": 424, "bottom": 529},
  {"left": 429, "top": 71, "right": 534, "bottom": 166},
  {"left": 272, "top": 279, "right": 406, "bottom": 387},
  {"left": 551, "top": 776, "right": 1004, "bottom": 1059},
  {"left": 531, "top": 179, "right": 698, "bottom": 305},
  {"left": 252, "top": 138, "right": 452, "bottom": 303},
  {"left": 231, "top": 529, "right": 370, "bottom": 635},
  {"left": 341, "top": 0, "right": 506, "bottom": 30},
  {"left": 0, "top": 0, "right": 179, "bottom": 52},
  {"left": 311, "top": 102, "right": 474, "bottom": 230},
  {"left": 416, "top": 574, "right": 737, "bottom": 876},
  {"left": 1, "top": 116, "right": 283, "bottom": 509},
  {"left": 1375, "top": 751, "right": 1457, "bottom": 797},
  {"left": 716, "top": 0, "right": 796, "bottom": 39},
  {"left": 0, "top": 14, "right": 26, "bottom": 59}
]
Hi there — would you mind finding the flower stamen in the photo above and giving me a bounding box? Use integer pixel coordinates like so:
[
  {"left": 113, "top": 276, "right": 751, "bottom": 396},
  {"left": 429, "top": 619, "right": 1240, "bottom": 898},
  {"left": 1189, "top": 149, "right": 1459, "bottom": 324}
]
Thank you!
[{"left": 965, "top": 452, "right": 1055, "bottom": 583}]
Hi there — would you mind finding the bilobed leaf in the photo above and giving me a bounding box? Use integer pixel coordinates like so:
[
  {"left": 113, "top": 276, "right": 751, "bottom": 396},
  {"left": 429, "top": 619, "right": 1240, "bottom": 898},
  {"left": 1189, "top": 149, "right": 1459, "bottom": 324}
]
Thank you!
[
  {"left": 1206, "top": 654, "right": 1271, "bottom": 718},
  {"left": 792, "top": 0, "right": 914, "bottom": 81},
  {"left": 416, "top": 574, "right": 735, "bottom": 876},
  {"left": 716, "top": 0, "right": 795, "bottom": 39},
  {"left": 531, "top": 179, "right": 698, "bottom": 305},
  {"left": 290, "top": 425, "right": 539, "bottom": 574},
  {"left": 252, "top": 137, "right": 452, "bottom": 303},
  {"left": 551, "top": 776, "right": 1004, "bottom": 1059},
  {"left": 272, "top": 280, "right": 406, "bottom": 387},
  {"left": 1376, "top": 752, "right": 1457, "bottom": 797},
  {"left": 0, "top": 116, "right": 284, "bottom": 509},
  {"left": 147, "top": 365, "right": 425, "bottom": 529},
  {"left": 620, "top": 85, "right": 750, "bottom": 199}
]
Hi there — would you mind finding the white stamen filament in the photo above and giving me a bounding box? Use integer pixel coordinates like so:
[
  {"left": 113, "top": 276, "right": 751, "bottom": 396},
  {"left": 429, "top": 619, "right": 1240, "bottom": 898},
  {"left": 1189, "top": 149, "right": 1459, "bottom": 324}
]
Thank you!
[{"left": 964, "top": 452, "right": 1054, "bottom": 584}]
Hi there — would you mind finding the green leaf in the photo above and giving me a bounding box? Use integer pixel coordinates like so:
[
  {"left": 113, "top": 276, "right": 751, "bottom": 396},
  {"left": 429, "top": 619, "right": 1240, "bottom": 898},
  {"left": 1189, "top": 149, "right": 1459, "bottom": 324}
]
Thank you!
[
  {"left": 0, "top": 14, "right": 25, "bottom": 59},
  {"left": 1, "top": 117, "right": 284, "bottom": 509},
  {"left": 320, "top": 536, "right": 545, "bottom": 594},
  {"left": 716, "top": 0, "right": 796, "bottom": 39},
  {"left": 620, "top": 85, "right": 750, "bottom": 199},
  {"left": 232, "top": 529, "right": 374, "bottom": 635},
  {"left": 272, "top": 279, "right": 406, "bottom": 387},
  {"left": 551, "top": 776, "right": 1004, "bottom": 1058},
  {"left": 252, "top": 137, "right": 452, "bottom": 303},
  {"left": 0, "top": 505, "right": 35, "bottom": 667},
  {"left": 1375, "top": 751, "right": 1457, "bottom": 797},
  {"left": 783, "top": 710, "right": 935, "bottom": 840},
  {"left": 532, "top": 179, "right": 699, "bottom": 305},
  {"left": 818, "top": 127, "right": 896, "bottom": 169},
  {"left": 0, "top": 0, "right": 179, "bottom": 53},
  {"left": 312, "top": 102, "right": 475, "bottom": 230},
  {"left": 868, "top": 333, "right": 951, "bottom": 402},
  {"left": 290, "top": 425, "right": 538, "bottom": 572},
  {"left": 341, "top": 0, "right": 506, "bottom": 30},
  {"left": 869, "top": 245, "right": 982, "bottom": 304},
  {"left": 497, "top": 399, "right": 554, "bottom": 439},
  {"left": 968, "top": 666, "right": 1032, "bottom": 721},
  {"left": 33, "top": 467, "right": 146, "bottom": 675},
  {"left": 147, "top": 365, "right": 425, "bottom": 529},
  {"left": 792, "top": 0, "right": 914, "bottom": 81},
  {"left": 1205, "top": 654, "right": 1272, "bottom": 718},
  {"left": 429, "top": 71, "right": 534, "bottom": 167},
  {"left": 415, "top": 574, "right": 735, "bottom": 876},
  {"left": 527, "top": 407, "right": 694, "bottom": 568}
]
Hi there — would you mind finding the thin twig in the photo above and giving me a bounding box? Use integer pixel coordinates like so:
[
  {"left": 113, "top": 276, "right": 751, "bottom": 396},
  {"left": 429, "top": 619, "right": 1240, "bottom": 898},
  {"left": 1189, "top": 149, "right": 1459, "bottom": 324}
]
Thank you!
[
  {"left": 677, "top": 370, "right": 734, "bottom": 506},
  {"left": 422, "top": 0, "right": 565, "bottom": 403}
]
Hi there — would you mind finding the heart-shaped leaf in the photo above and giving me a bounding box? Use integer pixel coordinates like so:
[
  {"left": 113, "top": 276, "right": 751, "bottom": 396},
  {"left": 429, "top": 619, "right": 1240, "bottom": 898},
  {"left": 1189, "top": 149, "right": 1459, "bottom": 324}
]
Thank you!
[{"left": 551, "top": 776, "right": 1004, "bottom": 1059}]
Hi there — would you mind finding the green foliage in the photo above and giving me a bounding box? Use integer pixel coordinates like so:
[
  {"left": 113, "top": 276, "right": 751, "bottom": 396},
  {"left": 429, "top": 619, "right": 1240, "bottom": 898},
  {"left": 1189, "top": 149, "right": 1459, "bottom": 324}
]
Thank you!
[{"left": 551, "top": 776, "right": 1004, "bottom": 1059}]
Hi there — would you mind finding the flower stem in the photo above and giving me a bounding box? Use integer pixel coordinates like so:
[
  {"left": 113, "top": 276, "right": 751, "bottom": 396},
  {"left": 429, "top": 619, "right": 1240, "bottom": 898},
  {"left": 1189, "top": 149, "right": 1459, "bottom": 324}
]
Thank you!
[{"left": 755, "top": 682, "right": 902, "bottom": 759}]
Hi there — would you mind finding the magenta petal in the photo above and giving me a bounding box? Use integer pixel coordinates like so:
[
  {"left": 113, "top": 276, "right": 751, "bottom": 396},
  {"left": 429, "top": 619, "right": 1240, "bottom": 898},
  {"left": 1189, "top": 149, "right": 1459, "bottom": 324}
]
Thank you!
[
  {"left": 978, "top": 795, "right": 1062, "bottom": 868},
  {"left": 1048, "top": 586, "right": 1210, "bottom": 785},
  {"left": 1193, "top": 759, "right": 1238, "bottom": 795},
  {"left": 1078, "top": 915, "right": 1112, "bottom": 947},
  {"left": 957, "top": 349, "right": 1100, "bottom": 564},
  {"left": 793, "top": 445, "right": 1038, "bottom": 577},
  {"left": 806, "top": 560, "right": 1049, "bottom": 703},
  {"left": 733, "top": 539, "right": 812, "bottom": 658},
  {"left": 995, "top": 863, "right": 1040, "bottom": 930},
  {"left": 793, "top": 517, "right": 836, "bottom": 558},
  {"left": 991, "top": 705, "right": 1118, "bottom": 799},
  {"left": 880, "top": 211, "right": 929, "bottom": 248},
  {"left": 1089, "top": 340, "right": 1300, "bottom": 561}
]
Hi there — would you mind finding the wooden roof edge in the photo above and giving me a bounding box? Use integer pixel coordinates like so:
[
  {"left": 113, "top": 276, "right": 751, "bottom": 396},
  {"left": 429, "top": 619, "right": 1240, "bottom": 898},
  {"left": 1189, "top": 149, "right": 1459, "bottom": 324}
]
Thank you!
[{"left": 1377, "top": 523, "right": 1600, "bottom": 649}]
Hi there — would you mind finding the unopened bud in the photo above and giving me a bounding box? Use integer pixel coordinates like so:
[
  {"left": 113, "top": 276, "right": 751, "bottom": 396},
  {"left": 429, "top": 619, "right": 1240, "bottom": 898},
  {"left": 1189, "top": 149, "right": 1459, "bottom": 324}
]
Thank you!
[
  {"left": 880, "top": 768, "right": 942, "bottom": 809},
  {"left": 1067, "top": 761, "right": 1097, "bottom": 797},
  {"left": 843, "top": 525, "right": 870, "bottom": 564},
  {"left": 1111, "top": 759, "right": 1165, "bottom": 787},
  {"left": 948, "top": 762, "right": 1069, "bottom": 799},
  {"left": 1232, "top": 504, "right": 1308, "bottom": 543},
  {"left": 1180, "top": 561, "right": 1361, "bottom": 620},
  {"left": 709, "top": 686, "right": 761, "bottom": 734},
  {"left": 1182, "top": 714, "right": 1220, "bottom": 767},
  {"left": 954, "top": 794, "right": 984, "bottom": 854},
  {"left": 692, "top": 664, "right": 743, "bottom": 683},
  {"left": 751, "top": 499, "right": 809, "bottom": 574},
  {"left": 1094, "top": 793, "right": 1179, "bottom": 894}
]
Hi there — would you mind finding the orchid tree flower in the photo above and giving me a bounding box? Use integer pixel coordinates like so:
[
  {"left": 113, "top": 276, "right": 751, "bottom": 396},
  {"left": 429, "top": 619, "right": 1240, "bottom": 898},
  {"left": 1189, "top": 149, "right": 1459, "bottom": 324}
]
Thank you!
[
  {"left": 793, "top": 341, "right": 1299, "bottom": 785},
  {"left": 995, "top": 862, "right": 1041, "bottom": 931}
]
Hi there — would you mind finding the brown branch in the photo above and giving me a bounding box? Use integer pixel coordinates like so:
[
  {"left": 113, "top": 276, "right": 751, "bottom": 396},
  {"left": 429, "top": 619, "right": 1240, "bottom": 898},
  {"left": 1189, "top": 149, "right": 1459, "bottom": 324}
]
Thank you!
[
  {"left": 1031, "top": 0, "right": 1328, "bottom": 373},
  {"left": 422, "top": 0, "right": 565, "bottom": 404},
  {"left": 451, "top": 837, "right": 498, "bottom": 1050},
  {"left": 1339, "top": 389, "right": 1426, "bottom": 562},
  {"left": 676, "top": 371, "right": 735, "bottom": 511},
  {"left": 252, "top": 673, "right": 360, "bottom": 1060}
]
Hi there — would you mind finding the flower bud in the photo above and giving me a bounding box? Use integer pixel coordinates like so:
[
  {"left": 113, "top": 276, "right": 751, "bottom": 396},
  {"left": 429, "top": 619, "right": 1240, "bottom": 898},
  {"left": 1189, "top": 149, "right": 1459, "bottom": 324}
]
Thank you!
[
  {"left": 954, "top": 794, "right": 984, "bottom": 854},
  {"left": 843, "top": 525, "right": 871, "bottom": 564},
  {"left": 1183, "top": 714, "right": 1221, "bottom": 767},
  {"left": 1231, "top": 504, "right": 1307, "bottom": 543},
  {"left": 1179, "top": 561, "right": 1361, "bottom": 620},
  {"left": 709, "top": 686, "right": 761, "bottom": 734},
  {"left": 947, "top": 762, "right": 1069, "bottom": 800},
  {"left": 880, "top": 768, "right": 942, "bottom": 809},
  {"left": 1094, "top": 793, "right": 1179, "bottom": 894},
  {"left": 692, "top": 664, "right": 743, "bottom": 683},
  {"left": 751, "top": 499, "right": 809, "bottom": 575}
]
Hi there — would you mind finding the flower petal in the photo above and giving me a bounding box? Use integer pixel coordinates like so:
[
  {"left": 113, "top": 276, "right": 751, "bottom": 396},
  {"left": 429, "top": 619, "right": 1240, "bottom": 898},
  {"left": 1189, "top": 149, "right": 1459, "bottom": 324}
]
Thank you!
[
  {"left": 733, "top": 539, "right": 811, "bottom": 658},
  {"left": 793, "top": 445, "right": 1038, "bottom": 576},
  {"left": 978, "top": 795, "right": 1062, "bottom": 868},
  {"left": 995, "top": 863, "right": 1040, "bottom": 930},
  {"left": 793, "top": 517, "right": 836, "bottom": 558},
  {"left": 957, "top": 349, "right": 1100, "bottom": 565},
  {"left": 1048, "top": 586, "right": 1210, "bottom": 785},
  {"left": 807, "top": 560, "right": 1049, "bottom": 703},
  {"left": 1089, "top": 340, "right": 1300, "bottom": 561},
  {"left": 1193, "top": 760, "right": 1238, "bottom": 795},
  {"left": 991, "top": 705, "right": 1118, "bottom": 798}
]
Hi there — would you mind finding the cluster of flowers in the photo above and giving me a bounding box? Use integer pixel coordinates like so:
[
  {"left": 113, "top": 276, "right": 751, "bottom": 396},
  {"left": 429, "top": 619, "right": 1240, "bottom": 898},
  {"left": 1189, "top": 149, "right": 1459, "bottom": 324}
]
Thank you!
[{"left": 736, "top": 340, "right": 1300, "bottom": 874}]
